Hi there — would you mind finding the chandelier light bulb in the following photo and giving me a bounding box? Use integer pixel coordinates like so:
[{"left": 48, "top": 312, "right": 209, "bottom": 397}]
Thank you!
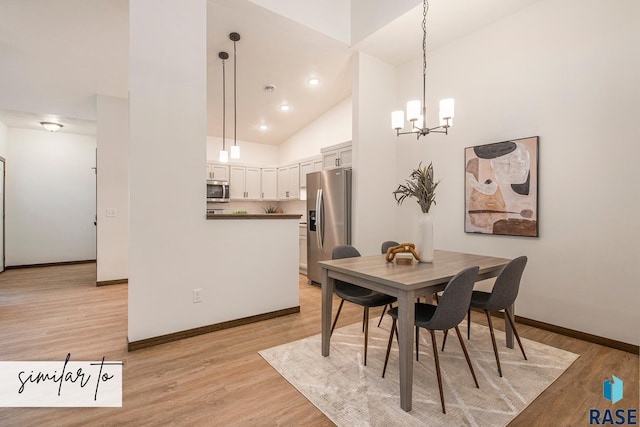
[
  {"left": 406, "top": 100, "right": 421, "bottom": 122},
  {"left": 392, "top": 111, "right": 404, "bottom": 130}
]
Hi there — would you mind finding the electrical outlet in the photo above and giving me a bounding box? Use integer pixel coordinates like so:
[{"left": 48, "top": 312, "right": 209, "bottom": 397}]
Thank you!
[
  {"left": 193, "top": 288, "right": 203, "bottom": 303},
  {"left": 106, "top": 208, "right": 117, "bottom": 217}
]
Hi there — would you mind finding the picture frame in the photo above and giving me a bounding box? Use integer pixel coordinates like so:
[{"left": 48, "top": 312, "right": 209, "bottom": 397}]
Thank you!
[{"left": 464, "top": 136, "right": 539, "bottom": 237}]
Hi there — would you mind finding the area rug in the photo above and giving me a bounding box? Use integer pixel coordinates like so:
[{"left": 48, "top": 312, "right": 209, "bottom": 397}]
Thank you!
[{"left": 259, "top": 319, "right": 578, "bottom": 426}]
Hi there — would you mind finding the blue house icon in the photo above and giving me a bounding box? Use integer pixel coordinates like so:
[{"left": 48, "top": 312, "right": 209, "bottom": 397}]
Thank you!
[{"left": 603, "top": 376, "right": 623, "bottom": 404}]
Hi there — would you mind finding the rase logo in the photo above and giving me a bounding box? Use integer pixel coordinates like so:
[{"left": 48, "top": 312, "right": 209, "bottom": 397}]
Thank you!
[{"left": 589, "top": 376, "right": 637, "bottom": 425}]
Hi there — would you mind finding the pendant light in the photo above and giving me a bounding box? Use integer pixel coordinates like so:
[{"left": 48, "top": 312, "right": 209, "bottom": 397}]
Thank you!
[
  {"left": 229, "top": 32, "right": 241, "bottom": 160},
  {"left": 218, "top": 51, "right": 229, "bottom": 163},
  {"left": 392, "top": 0, "right": 454, "bottom": 139}
]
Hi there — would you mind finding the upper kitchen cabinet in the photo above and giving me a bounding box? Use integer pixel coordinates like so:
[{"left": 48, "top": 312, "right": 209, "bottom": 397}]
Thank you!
[
  {"left": 278, "top": 164, "right": 300, "bottom": 200},
  {"left": 321, "top": 141, "right": 352, "bottom": 170},
  {"left": 230, "top": 166, "right": 261, "bottom": 200},
  {"left": 299, "top": 156, "right": 323, "bottom": 188},
  {"left": 261, "top": 168, "right": 278, "bottom": 200},
  {"left": 207, "top": 163, "right": 229, "bottom": 181}
]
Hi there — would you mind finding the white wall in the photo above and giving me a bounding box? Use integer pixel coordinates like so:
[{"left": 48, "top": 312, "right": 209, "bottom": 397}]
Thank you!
[
  {"left": 351, "top": 0, "right": 418, "bottom": 45},
  {"left": 278, "top": 96, "right": 352, "bottom": 164},
  {"left": 352, "top": 53, "right": 398, "bottom": 255},
  {"left": 0, "top": 120, "right": 7, "bottom": 158},
  {"left": 206, "top": 136, "right": 278, "bottom": 166},
  {"left": 96, "top": 94, "right": 129, "bottom": 282},
  {"left": 393, "top": 0, "right": 640, "bottom": 345},
  {"left": 128, "top": 0, "right": 298, "bottom": 342},
  {"left": 248, "top": 0, "right": 350, "bottom": 44},
  {"left": 5, "top": 128, "right": 96, "bottom": 266}
]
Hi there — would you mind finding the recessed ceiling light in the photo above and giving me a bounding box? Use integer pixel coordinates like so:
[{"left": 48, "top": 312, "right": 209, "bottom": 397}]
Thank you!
[
  {"left": 259, "top": 124, "right": 268, "bottom": 131},
  {"left": 279, "top": 104, "right": 291, "bottom": 112},
  {"left": 308, "top": 78, "right": 320, "bottom": 86}
]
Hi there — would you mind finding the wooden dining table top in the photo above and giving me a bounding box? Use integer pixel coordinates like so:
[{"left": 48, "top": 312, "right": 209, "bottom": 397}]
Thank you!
[{"left": 318, "top": 249, "right": 511, "bottom": 292}]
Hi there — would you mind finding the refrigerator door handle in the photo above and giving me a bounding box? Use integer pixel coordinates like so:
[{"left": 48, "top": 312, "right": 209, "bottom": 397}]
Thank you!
[{"left": 316, "top": 189, "right": 323, "bottom": 250}]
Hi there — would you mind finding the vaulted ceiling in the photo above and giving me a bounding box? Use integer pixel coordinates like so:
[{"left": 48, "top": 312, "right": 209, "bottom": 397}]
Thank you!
[{"left": 0, "top": 0, "right": 540, "bottom": 144}]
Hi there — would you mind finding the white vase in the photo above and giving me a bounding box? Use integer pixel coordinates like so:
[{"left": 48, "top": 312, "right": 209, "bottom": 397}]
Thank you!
[{"left": 417, "top": 212, "right": 434, "bottom": 263}]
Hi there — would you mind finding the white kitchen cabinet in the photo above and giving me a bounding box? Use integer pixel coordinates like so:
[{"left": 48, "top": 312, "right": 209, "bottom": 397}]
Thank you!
[
  {"left": 278, "top": 164, "right": 300, "bottom": 200},
  {"left": 230, "top": 166, "right": 261, "bottom": 200},
  {"left": 206, "top": 163, "right": 229, "bottom": 181},
  {"left": 261, "top": 168, "right": 278, "bottom": 200},
  {"left": 299, "top": 161, "right": 314, "bottom": 185},
  {"left": 321, "top": 141, "right": 352, "bottom": 170}
]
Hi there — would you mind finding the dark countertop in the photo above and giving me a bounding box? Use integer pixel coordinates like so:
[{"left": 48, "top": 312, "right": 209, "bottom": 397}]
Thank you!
[{"left": 206, "top": 214, "right": 302, "bottom": 220}]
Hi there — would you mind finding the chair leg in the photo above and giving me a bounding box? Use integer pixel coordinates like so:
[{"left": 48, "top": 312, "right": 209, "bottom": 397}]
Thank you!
[
  {"left": 434, "top": 292, "right": 440, "bottom": 304},
  {"left": 377, "top": 304, "right": 389, "bottom": 327},
  {"left": 362, "top": 308, "right": 366, "bottom": 332},
  {"left": 467, "top": 307, "right": 471, "bottom": 340},
  {"left": 330, "top": 299, "right": 345, "bottom": 336},
  {"left": 415, "top": 326, "right": 419, "bottom": 361},
  {"left": 485, "top": 310, "right": 503, "bottom": 377},
  {"left": 364, "top": 307, "right": 370, "bottom": 366},
  {"left": 382, "top": 318, "right": 397, "bottom": 378},
  {"left": 429, "top": 329, "right": 446, "bottom": 414},
  {"left": 441, "top": 330, "right": 448, "bottom": 352},
  {"left": 504, "top": 307, "right": 527, "bottom": 360},
  {"left": 455, "top": 326, "right": 479, "bottom": 388}
]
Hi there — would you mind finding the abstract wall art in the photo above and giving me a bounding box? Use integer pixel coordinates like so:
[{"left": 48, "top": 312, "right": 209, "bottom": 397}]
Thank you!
[{"left": 464, "top": 136, "right": 539, "bottom": 237}]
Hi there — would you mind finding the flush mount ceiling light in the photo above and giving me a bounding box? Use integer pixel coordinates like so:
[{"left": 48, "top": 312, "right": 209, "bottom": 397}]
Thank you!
[
  {"left": 279, "top": 104, "right": 291, "bottom": 112},
  {"left": 40, "top": 121, "right": 63, "bottom": 132},
  {"left": 229, "top": 32, "right": 241, "bottom": 160},
  {"left": 218, "top": 51, "right": 229, "bottom": 163},
  {"left": 392, "top": 0, "right": 454, "bottom": 139},
  {"left": 259, "top": 123, "right": 268, "bottom": 131},
  {"left": 308, "top": 77, "right": 320, "bottom": 86}
]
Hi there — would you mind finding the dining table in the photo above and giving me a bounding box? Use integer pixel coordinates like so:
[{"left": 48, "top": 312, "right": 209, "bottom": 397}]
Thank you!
[{"left": 318, "top": 249, "right": 513, "bottom": 412}]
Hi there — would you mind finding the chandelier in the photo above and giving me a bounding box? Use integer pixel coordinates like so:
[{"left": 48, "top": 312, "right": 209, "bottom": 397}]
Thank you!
[{"left": 392, "top": 0, "right": 454, "bottom": 139}]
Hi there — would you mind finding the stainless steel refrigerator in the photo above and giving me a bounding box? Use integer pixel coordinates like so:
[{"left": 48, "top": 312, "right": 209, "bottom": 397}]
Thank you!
[{"left": 306, "top": 168, "right": 352, "bottom": 285}]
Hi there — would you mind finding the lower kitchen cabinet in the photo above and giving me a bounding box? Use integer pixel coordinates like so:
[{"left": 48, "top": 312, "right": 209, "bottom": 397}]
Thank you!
[{"left": 299, "top": 224, "right": 307, "bottom": 275}]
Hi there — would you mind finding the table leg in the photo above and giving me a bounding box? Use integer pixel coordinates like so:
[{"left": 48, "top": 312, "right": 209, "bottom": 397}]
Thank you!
[
  {"left": 505, "top": 303, "right": 514, "bottom": 349},
  {"left": 397, "top": 290, "right": 415, "bottom": 412},
  {"left": 321, "top": 267, "right": 334, "bottom": 357}
]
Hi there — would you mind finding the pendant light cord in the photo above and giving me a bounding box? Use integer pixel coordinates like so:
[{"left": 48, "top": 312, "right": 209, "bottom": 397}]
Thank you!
[
  {"left": 233, "top": 39, "right": 237, "bottom": 148},
  {"left": 222, "top": 57, "right": 226, "bottom": 151}
]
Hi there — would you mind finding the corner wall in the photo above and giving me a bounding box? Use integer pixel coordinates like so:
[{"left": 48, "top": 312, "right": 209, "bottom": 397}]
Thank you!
[
  {"left": 96, "top": 95, "right": 129, "bottom": 282},
  {"left": 393, "top": 0, "right": 640, "bottom": 345}
]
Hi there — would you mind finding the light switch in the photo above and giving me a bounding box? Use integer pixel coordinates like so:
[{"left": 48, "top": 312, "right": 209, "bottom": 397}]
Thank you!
[{"left": 106, "top": 208, "right": 117, "bottom": 217}]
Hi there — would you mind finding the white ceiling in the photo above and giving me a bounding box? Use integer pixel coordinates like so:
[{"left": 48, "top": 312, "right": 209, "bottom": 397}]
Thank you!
[{"left": 0, "top": 0, "right": 540, "bottom": 144}]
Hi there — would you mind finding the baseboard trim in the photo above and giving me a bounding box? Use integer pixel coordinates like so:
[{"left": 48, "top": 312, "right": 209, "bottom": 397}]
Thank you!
[
  {"left": 476, "top": 308, "right": 639, "bottom": 355},
  {"left": 96, "top": 278, "right": 128, "bottom": 287},
  {"left": 5, "top": 260, "right": 96, "bottom": 269},
  {"left": 127, "top": 306, "right": 301, "bottom": 352}
]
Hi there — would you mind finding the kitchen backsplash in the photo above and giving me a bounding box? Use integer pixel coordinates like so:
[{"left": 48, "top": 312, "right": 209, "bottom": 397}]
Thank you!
[{"left": 207, "top": 199, "right": 306, "bottom": 221}]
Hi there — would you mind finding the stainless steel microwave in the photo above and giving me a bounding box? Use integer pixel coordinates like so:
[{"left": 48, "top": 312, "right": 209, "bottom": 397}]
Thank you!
[{"left": 207, "top": 180, "right": 230, "bottom": 202}]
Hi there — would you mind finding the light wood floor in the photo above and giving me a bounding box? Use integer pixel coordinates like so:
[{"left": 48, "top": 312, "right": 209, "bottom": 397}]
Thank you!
[{"left": 0, "top": 263, "right": 637, "bottom": 426}]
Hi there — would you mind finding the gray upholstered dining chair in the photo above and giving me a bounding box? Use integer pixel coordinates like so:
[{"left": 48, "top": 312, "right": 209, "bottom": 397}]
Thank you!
[
  {"left": 465, "top": 256, "right": 528, "bottom": 377},
  {"left": 330, "top": 245, "right": 397, "bottom": 366},
  {"left": 382, "top": 266, "right": 480, "bottom": 414},
  {"left": 377, "top": 241, "right": 399, "bottom": 326}
]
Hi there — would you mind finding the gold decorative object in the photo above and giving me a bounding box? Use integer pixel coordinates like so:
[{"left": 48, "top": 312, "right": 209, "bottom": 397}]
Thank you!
[{"left": 385, "top": 243, "right": 420, "bottom": 265}]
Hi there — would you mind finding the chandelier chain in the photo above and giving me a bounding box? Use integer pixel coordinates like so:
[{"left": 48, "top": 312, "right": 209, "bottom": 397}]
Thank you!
[{"left": 422, "top": 0, "right": 429, "bottom": 119}]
